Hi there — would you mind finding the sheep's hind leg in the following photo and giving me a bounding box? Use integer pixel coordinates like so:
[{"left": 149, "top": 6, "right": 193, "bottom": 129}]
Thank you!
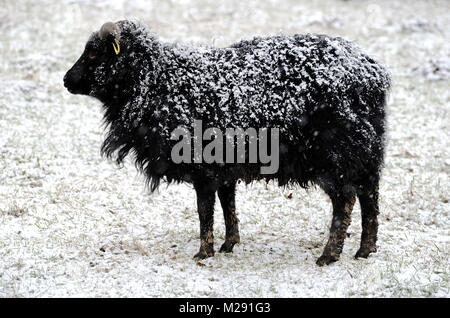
[
  {"left": 355, "top": 185, "right": 379, "bottom": 259},
  {"left": 218, "top": 182, "right": 240, "bottom": 253},
  {"left": 193, "top": 181, "right": 217, "bottom": 259},
  {"left": 316, "top": 191, "right": 356, "bottom": 266}
]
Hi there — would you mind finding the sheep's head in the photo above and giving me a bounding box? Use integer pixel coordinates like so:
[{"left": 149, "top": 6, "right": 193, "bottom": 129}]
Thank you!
[{"left": 64, "top": 21, "right": 125, "bottom": 98}]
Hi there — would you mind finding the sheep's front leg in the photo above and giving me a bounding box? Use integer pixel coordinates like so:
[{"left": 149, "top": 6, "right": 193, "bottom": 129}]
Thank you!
[
  {"left": 193, "top": 181, "right": 216, "bottom": 259},
  {"left": 316, "top": 191, "right": 356, "bottom": 266},
  {"left": 218, "top": 182, "right": 240, "bottom": 253}
]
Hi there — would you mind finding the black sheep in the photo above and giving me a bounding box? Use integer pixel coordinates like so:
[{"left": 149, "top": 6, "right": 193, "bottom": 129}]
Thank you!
[{"left": 64, "top": 21, "right": 391, "bottom": 266}]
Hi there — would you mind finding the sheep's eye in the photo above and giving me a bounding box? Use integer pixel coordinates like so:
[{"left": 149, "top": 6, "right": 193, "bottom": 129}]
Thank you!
[{"left": 89, "top": 55, "right": 96, "bottom": 60}]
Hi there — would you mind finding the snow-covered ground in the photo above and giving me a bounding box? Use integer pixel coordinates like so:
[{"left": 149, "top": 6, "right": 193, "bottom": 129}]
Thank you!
[{"left": 0, "top": 0, "right": 448, "bottom": 297}]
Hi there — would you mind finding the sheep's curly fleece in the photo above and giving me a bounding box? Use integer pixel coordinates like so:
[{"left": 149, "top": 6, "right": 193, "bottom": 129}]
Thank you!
[{"left": 97, "top": 21, "right": 390, "bottom": 191}]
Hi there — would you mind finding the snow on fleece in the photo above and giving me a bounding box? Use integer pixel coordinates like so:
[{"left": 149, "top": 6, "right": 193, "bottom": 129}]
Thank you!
[{"left": 97, "top": 21, "right": 390, "bottom": 136}]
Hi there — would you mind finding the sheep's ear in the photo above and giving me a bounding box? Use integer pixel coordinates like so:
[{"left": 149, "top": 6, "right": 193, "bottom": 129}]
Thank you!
[{"left": 99, "top": 22, "right": 121, "bottom": 55}]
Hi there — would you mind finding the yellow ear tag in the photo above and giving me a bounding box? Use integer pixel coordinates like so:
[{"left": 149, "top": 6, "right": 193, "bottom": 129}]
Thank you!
[{"left": 112, "top": 39, "right": 120, "bottom": 55}]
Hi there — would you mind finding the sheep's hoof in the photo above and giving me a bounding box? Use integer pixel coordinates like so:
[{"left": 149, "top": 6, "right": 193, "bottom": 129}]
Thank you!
[
  {"left": 354, "top": 246, "right": 377, "bottom": 259},
  {"left": 316, "top": 254, "right": 339, "bottom": 266},
  {"left": 193, "top": 248, "right": 214, "bottom": 260},
  {"left": 219, "top": 241, "right": 237, "bottom": 253}
]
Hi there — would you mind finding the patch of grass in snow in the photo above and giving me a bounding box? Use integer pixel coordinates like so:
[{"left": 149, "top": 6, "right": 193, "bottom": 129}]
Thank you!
[{"left": 3, "top": 203, "right": 26, "bottom": 218}]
